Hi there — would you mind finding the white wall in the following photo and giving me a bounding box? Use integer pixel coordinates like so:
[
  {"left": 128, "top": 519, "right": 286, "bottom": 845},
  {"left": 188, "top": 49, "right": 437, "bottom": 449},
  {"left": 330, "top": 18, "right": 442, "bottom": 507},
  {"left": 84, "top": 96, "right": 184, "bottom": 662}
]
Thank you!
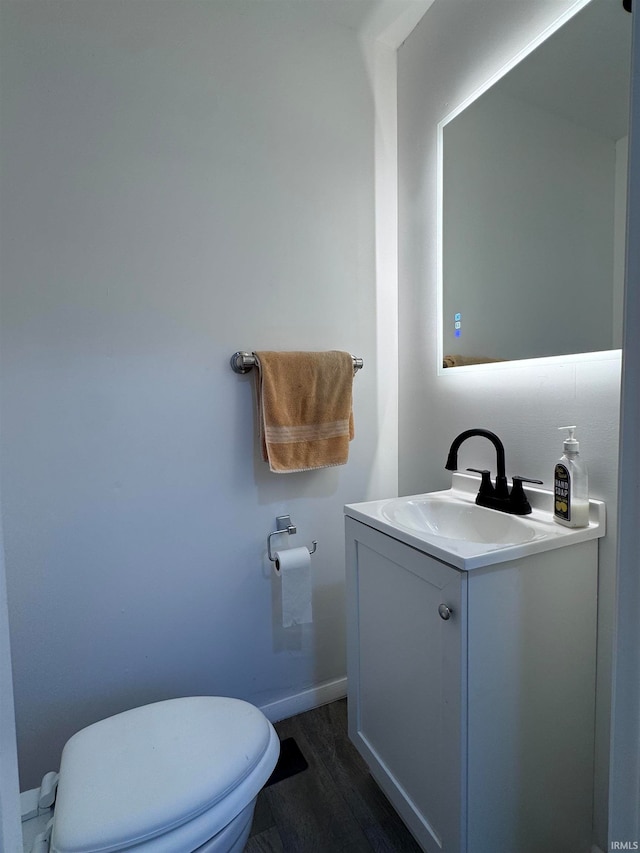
[
  {"left": 397, "top": 1, "right": 622, "bottom": 847},
  {"left": 0, "top": 0, "right": 397, "bottom": 789}
]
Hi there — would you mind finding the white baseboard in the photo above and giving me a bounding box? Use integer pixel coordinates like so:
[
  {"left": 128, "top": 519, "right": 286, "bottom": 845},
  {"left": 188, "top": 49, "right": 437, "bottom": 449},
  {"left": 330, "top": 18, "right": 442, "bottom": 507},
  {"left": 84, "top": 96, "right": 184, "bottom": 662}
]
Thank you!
[{"left": 258, "top": 676, "right": 347, "bottom": 723}]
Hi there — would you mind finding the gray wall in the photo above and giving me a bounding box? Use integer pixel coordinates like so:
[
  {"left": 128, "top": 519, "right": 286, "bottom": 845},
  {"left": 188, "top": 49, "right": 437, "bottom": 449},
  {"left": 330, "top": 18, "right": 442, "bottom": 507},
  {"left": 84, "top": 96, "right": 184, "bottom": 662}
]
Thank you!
[
  {"left": 0, "top": 0, "right": 396, "bottom": 788},
  {"left": 398, "top": 1, "right": 622, "bottom": 847}
]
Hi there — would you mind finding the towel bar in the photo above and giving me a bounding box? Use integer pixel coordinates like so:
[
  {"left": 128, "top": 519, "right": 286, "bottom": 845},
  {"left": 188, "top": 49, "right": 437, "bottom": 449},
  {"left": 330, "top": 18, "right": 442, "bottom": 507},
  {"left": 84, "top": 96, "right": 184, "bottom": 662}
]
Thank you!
[{"left": 230, "top": 351, "right": 363, "bottom": 375}]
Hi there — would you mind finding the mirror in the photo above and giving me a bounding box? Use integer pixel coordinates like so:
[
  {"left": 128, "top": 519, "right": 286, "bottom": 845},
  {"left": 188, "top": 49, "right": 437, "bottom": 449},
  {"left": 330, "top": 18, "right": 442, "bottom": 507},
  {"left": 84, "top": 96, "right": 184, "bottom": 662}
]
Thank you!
[{"left": 439, "top": 0, "right": 632, "bottom": 368}]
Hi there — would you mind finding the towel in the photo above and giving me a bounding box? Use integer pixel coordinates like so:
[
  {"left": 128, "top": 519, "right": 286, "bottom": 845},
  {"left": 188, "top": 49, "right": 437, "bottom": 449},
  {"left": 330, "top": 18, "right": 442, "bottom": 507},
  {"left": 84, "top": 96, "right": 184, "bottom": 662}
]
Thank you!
[
  {"left": 254, "top": 351, "right": 355, "bottom": 473},
  {"left": 443, "top": 354, "right": 504, "bottom": 368}
]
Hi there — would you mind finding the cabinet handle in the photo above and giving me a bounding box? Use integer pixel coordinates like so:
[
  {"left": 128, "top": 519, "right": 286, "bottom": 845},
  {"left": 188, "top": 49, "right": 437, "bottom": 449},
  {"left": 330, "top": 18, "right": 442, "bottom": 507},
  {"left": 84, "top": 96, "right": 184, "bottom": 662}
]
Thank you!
[{"left": 438, "top": 603, "right": 453, "bottom": 621}]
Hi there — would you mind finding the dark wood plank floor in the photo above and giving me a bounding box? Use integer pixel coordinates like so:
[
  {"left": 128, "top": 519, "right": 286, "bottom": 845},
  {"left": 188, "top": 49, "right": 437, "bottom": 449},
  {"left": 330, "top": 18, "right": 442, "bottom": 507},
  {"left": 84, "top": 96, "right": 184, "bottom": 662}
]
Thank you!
[{"left": 246, "top": 699, "right": 423, "bottom": 852}]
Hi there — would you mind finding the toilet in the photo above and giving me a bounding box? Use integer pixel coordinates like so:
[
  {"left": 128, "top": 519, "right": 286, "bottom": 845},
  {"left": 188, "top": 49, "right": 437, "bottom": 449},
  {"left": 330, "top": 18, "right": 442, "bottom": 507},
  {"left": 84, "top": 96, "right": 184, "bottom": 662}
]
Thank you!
[{"left": 27, "top": 696, "right": 280, "bottom": 853}]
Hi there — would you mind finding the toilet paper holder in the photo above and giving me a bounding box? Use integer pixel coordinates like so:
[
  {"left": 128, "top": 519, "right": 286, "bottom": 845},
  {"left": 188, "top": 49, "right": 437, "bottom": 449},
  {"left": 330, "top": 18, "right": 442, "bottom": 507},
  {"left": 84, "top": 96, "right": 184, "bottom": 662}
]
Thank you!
[{"left": 267, "top": 515, "right": 318, "bottom": 562}]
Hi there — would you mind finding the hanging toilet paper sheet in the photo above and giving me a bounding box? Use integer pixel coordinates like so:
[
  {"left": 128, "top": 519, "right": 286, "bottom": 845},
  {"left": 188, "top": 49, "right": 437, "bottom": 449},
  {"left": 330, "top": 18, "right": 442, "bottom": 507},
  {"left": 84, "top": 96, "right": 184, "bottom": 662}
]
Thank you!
[{"left": 274, "top": 547, "right": 313, "bottom": 627}]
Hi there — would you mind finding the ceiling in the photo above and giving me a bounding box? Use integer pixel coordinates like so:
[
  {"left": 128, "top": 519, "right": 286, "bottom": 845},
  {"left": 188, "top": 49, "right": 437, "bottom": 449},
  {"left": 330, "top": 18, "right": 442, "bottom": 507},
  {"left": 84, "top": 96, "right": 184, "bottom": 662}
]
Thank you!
[{"left": 298, "top": 0, "right": 434, "bottom": 46}]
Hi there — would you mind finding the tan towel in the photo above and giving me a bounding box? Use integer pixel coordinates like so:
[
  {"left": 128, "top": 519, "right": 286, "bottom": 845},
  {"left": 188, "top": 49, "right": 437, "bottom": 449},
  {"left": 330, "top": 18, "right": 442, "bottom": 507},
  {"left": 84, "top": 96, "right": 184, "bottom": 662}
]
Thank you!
[
  {"left": 254, "top": 351, "right": 355, "bottom": 473},
  {"left": 443, "top": 354, "right": 504, "bottom": 367}
]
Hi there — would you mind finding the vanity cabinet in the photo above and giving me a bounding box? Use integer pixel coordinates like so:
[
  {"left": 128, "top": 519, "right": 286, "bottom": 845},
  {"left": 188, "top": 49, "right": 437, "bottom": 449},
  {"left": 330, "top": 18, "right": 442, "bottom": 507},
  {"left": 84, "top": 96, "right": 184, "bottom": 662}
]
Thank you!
[{"left": 345, "top": 516, "right": 598, "bottom": 853}]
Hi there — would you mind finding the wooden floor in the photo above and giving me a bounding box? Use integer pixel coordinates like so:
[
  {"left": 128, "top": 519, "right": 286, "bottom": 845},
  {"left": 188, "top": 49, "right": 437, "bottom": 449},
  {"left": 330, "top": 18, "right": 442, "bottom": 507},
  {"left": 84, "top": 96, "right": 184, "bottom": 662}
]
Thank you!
[{"left": 246, "top": 699, "right": 422, "bottom": 853}]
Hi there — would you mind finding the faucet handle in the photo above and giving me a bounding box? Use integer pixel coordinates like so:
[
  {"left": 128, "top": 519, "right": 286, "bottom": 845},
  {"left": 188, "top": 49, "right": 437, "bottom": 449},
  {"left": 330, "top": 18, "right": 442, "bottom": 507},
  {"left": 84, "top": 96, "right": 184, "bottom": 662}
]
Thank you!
[
  {"left": 510, "top": 476, "right": 543, "bottom": 515},
  {"left": 467, "top": 468, "right": 495, "bottom": 497},
  {"left": 512, "top": 476, "right": 543, "bottom": 487}
]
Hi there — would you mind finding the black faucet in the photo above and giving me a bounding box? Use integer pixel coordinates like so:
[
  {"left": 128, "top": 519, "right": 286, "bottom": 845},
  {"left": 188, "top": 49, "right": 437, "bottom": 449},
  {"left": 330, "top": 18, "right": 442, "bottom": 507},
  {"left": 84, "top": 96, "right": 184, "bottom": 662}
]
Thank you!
[{"left": 445, "top": 428, "right": 542, "bottom": 515}]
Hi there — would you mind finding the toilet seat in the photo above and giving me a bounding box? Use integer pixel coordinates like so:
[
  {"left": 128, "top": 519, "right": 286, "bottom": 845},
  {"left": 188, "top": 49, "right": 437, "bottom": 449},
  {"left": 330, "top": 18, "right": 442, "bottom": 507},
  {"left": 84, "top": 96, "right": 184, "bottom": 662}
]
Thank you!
[{"left": 49, "top": 697, "right": 279, "bottom": 853}]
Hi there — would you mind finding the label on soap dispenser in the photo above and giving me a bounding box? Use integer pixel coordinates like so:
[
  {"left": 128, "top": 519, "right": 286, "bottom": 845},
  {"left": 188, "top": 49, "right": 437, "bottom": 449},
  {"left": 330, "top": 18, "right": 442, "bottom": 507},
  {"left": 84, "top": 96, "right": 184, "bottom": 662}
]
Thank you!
[{"left": 554, "top": 463, "right": 570, "bottom": 521}]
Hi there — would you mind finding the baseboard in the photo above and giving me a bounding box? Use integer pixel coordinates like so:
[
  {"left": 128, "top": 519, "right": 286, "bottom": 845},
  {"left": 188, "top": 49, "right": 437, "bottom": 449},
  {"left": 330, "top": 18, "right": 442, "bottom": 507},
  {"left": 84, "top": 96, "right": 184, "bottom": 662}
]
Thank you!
[{"left": 258, "top": 676, "right": 347, "bottom": 723}]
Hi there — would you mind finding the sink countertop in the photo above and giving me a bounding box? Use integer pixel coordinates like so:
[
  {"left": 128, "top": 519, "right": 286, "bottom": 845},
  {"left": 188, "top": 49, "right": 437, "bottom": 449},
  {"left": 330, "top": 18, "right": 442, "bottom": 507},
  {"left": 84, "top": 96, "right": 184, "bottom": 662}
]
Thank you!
[{"left": 345, "top": 473, "right": 606, "bottom": 571}]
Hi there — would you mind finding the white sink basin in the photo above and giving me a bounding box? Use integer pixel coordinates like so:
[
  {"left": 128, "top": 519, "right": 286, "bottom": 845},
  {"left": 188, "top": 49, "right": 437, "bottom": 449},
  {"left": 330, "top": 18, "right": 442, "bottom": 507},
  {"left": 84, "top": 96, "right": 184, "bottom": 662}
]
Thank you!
[
  {"left": 382, "top": 495, "right": 539, "bottom": 545},
  {"left": 344, "top": 473, "right": 606, "bottom": 571}
]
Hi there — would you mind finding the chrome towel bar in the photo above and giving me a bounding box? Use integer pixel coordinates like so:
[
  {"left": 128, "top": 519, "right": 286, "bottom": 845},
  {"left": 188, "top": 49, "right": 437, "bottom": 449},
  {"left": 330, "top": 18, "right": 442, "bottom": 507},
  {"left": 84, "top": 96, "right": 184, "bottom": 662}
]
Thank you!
[{"left": 230, "top": 351, "right": 363, "bottom": 375}]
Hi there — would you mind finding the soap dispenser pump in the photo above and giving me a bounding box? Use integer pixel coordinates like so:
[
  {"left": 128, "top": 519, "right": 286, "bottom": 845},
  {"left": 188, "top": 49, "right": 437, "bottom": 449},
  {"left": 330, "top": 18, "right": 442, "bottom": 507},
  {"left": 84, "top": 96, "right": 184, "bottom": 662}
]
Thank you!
[{"left": 554, "top": 426, "right": 589, "bottom": 528}]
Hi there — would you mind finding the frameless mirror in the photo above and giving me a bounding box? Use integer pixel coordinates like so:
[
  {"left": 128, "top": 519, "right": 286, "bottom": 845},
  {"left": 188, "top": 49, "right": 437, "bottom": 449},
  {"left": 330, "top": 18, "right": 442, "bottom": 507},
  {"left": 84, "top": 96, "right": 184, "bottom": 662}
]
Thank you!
[{"left": 439, "top": 0, "right": 632, "bottom": 368}]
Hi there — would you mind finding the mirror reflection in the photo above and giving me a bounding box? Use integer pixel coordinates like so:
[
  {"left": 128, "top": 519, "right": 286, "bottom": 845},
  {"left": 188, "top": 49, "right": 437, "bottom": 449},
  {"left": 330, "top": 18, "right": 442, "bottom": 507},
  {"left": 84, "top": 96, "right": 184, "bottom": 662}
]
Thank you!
[{"left": 440, "top": 0, "right": 632, "bottom": 368}]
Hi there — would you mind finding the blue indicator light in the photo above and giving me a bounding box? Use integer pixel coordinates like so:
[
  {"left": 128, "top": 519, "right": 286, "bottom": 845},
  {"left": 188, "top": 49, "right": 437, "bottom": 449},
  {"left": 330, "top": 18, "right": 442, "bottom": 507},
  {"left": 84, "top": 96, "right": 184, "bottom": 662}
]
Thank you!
[
  {"left": 454, "top": 312, "right": 461, "bottom": 322},
  {"left": 455, "top": 329, "right": 461, "bottom": 338}
]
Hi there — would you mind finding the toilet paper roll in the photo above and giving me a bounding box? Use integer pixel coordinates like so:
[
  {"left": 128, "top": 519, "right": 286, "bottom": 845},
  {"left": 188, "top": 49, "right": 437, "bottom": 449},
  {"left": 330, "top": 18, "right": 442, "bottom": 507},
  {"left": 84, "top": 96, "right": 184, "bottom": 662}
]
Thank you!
[{"left": 274, "top": 547, "right": 313, "bottom": 628}]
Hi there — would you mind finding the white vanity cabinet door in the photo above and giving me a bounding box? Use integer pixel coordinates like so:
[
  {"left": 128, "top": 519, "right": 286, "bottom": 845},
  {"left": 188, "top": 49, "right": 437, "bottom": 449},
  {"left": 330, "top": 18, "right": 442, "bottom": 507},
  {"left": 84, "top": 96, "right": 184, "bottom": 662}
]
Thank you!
[{"left": 346, "top": 517, "right": 466, "bottom": 852}]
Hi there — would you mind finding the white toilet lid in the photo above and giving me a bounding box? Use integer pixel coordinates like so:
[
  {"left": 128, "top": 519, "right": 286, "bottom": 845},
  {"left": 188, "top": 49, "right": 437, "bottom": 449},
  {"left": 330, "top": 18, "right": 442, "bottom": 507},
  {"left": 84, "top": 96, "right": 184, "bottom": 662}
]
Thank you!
[{"left": 51, "top": 696, "right": 276, "bottom": 853}]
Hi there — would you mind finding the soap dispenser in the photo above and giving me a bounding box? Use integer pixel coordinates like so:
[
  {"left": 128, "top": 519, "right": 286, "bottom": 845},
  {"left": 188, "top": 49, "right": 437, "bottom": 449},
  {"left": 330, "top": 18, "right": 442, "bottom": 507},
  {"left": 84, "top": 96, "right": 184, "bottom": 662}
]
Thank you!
[{"left": 554, "top": 426, "right": 589, "bottom": 528}]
